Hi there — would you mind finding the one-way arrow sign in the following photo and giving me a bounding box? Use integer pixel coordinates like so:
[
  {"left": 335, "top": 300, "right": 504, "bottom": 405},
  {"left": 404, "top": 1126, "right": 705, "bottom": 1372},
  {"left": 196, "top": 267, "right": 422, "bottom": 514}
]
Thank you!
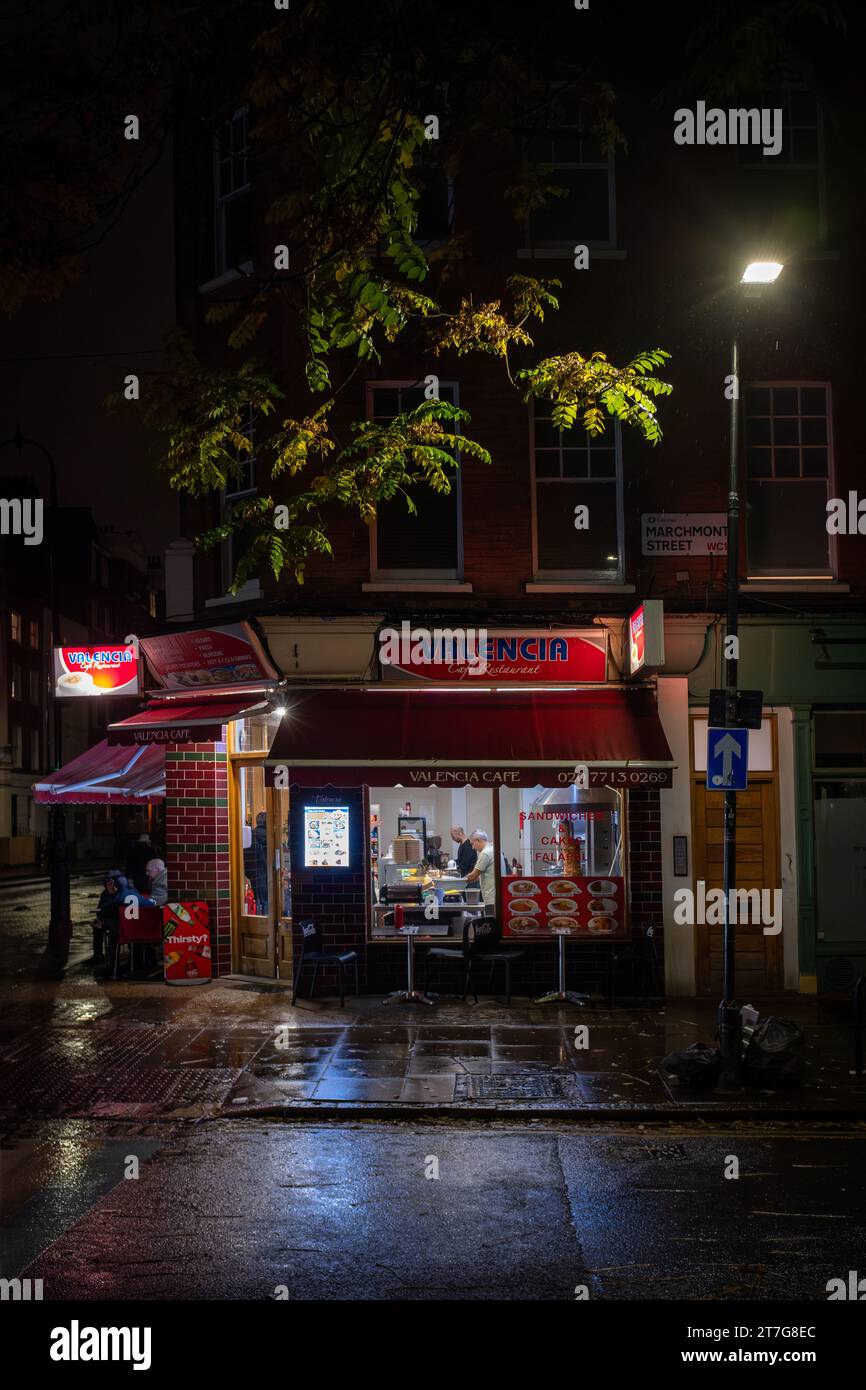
[{"left": 706, "top": 727, "right": 748, "bottom": 790}]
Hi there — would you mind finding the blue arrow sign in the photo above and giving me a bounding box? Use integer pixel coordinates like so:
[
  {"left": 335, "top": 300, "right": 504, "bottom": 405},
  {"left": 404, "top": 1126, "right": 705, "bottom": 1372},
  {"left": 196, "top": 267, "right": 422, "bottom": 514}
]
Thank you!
[{"left": 706, "top": 726, "right": 748, "bottom": 790}]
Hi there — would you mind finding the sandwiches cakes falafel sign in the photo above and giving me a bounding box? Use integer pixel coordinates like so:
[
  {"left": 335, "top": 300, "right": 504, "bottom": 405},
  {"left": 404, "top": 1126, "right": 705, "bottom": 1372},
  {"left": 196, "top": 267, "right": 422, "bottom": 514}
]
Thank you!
[
  {"left": 140, "top": 622, "right": 277, "bottom": 691},
  {"left": 53, "top": 645, "right": 139, "bottom": 698}
]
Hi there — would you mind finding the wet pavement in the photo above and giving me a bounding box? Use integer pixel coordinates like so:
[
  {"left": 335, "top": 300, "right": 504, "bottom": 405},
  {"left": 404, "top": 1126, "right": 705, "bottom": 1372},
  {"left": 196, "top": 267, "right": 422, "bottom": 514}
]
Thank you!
[
  {"left": 8, "top": 1117, "right": 866, "bottom": 1299},
  {"left": 0, "top": 974, "right": 862, "bottom": 1119}
]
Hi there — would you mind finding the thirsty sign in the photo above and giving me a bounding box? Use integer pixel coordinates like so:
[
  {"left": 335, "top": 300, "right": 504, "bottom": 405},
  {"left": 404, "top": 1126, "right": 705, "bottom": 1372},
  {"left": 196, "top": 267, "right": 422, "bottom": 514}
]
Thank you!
[{"left": 163, "top": 902, "right": 211, "bottom": 985}]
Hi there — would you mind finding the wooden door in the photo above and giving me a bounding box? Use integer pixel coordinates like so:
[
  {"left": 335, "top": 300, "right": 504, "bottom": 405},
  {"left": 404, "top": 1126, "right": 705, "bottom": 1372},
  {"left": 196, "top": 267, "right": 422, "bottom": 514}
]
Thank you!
[
  {"left": 692, "top": 778, "right": 784, "bottom": 996},
  {"left": 232, "top": 761, "right": 276, "bottom": 977}
]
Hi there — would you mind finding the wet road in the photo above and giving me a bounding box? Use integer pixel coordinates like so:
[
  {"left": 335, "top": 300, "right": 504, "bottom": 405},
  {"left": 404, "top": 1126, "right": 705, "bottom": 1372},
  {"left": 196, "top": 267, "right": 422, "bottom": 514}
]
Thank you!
[{"left": 6, "top": 1119, "right": 866, "bottom": 1300}]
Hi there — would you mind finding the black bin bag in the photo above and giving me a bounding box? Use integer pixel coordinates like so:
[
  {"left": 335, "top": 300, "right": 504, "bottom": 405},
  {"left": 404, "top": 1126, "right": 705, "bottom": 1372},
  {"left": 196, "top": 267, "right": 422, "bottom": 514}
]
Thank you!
[
  {"left": 662, "top": 1042, "right": 721, "bottom": 1089},
  {"left": 741, "top": 1016, "right": 805, "bottom": 1088}
]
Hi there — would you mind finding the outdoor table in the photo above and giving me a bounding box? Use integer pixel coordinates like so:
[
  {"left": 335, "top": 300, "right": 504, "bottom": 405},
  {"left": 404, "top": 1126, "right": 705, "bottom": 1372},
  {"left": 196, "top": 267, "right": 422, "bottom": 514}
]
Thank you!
[
  {"left": 384, "top": 925, "right": 435, "bottom": 1006},
  {"left": 535, "top": 927, "right": 589, "bottom": 1007}
]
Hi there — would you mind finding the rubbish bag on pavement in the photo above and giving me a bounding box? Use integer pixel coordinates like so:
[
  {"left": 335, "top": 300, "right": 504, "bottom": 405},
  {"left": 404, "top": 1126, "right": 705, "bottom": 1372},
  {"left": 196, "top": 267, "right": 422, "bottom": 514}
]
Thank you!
[
  {"left": 662, "top": 1042, "right": 720, "bottom": 1089},
  {"left": 741, "top": 1015, "right": 805, "bottom": 1088}
]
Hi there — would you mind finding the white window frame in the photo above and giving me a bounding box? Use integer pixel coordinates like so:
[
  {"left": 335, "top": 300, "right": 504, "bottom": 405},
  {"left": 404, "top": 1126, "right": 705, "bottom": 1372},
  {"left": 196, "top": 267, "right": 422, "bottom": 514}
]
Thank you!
[
  {"left": 213, "top": 106, "right": 253, "bottom": 280},
  {"left": 738, "top": 86, "right": 828, "bottom": 247},
  {"left": 522, "top": 118, "right": 617, "bottom": 253},
  {"left": 744, "top": 379, "right": 836, "bottom": 580},
  {"left": 366, "top": 380, "right": 464, "bottom": 581},
  {"left": 529, "top": 405, "right": 625, "bottom": 583}
]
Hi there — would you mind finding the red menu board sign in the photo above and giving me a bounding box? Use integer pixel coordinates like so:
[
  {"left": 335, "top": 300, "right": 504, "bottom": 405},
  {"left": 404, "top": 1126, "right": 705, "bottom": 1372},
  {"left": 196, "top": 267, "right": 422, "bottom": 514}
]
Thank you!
[
  {"left": 163, "top": 902, "right": 212, "bottom": 984},
  {"left": 141, "top": 622, "right": 277, "bottom": 691},
  {"left": 502, "top": 875, "right": 627, "bottom": 940}
]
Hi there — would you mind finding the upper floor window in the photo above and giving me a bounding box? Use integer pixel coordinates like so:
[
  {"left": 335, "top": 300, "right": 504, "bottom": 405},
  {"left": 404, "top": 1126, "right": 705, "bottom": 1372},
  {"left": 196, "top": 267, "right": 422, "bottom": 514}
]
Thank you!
[
  {"left": 213, "top": 107, "right": 253, "bottom": 278},
  {"left": 523, "top": 119, "right": 615, "bottom": 248},
  {"left": 9, "top": 611, "right": 21, "bottom": 643},
  {"left": 221, "top": 404, "right": 258, "bottom": 591},
  {"left": 414, "top": 81, "right": 454, "bottom": 245},
  {"left": 737, "top": 89, "right": 825, "bottom": 249},
  {"left": 10, "top": 663, "right": 22, "bottom": 701},
  {"left": 28, "top": 668, "right": 40, "bottom": 704},
  {"left": 28, "top": 618, "right": 39, "bottom": 649},
  {"left": 745, "top": 382, "right": 834, "bottom": 578},
  {"left": 368, "top": 382, "right": 462, "bottom": 579},
  {"left": 531, "top": 406, "right": 623, "bottom": 580}
]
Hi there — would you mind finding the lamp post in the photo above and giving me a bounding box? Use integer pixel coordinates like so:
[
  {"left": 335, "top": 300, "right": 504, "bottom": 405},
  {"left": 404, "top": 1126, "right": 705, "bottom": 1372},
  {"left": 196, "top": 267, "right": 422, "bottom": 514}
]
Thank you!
[
  {"left": 717, "top": 261, "right": 783, "bottom": 1087},
  {"left": 0, "top": 425, "right": 71, "bottom": 949}
]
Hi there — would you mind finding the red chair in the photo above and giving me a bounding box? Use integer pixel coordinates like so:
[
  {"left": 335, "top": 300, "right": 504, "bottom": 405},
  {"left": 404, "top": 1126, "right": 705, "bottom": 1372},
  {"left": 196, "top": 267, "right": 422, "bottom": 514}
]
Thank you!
[{"left": 111, "top": 905, "right": 164, "bottom": 979}]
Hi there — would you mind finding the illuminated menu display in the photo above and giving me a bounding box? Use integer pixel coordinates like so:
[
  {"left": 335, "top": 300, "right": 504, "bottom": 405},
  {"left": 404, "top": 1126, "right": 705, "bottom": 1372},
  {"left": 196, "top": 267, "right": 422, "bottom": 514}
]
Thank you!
[{"left": 303, "top": 805, "right": 350, "bottom": 868}]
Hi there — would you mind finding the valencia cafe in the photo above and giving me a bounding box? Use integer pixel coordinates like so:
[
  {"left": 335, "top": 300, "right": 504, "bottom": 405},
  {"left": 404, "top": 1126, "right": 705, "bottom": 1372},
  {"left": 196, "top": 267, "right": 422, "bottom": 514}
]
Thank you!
[{"left": 36, "top": 620, "right": 675, "bottom": 1000}]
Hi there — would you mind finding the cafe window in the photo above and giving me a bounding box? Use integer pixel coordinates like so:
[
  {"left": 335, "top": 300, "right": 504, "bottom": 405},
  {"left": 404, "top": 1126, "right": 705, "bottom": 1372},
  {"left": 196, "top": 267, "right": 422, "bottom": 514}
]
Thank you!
[
  {"left": 737, "top": 88, "right": 826, "bottom": 250},
  {"left": 814, "top": 711, "right": 866, "bottom": 771},
  {"left": 531, "top": 406, "right": 623, "bottom": 580},
  {"left": 237, "top": 763, "right": 269, "bottom": 917},
  {"left": 368, "top": 382, "right": 463, "bottom": 579},
  {"left": 523, "top": 120, "right": 616, "bottom": 248},
  {"left": 744, "top": 383, "right": 834, "bottom": 578},
  {"left": 213, "top": 106, "right": 253, "bottom": 278}
]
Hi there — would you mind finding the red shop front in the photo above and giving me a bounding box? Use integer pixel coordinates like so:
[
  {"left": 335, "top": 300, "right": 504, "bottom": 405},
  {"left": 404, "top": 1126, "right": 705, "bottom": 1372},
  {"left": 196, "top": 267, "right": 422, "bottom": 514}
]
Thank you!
[{"left": 265, "top": 681, "right": 675, "bottom": 999}]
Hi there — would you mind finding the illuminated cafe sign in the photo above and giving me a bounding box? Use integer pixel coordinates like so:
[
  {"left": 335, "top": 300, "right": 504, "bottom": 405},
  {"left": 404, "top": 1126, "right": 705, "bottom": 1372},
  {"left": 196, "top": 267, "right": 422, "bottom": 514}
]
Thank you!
[
  {"left": 124, "top": 723, "right": 224, "bottom": 745},
  {"left": 276, "top": 764, "right": 673, "bottom": 789},
  {"left": 53, "top": 644, "right": 139, "bottom": 698},
  {"left": 627, "top": 600, "right": 665, "bottom": 678},
  {"left": 380, "top": 625, "right": 607, "bottom": 684}
]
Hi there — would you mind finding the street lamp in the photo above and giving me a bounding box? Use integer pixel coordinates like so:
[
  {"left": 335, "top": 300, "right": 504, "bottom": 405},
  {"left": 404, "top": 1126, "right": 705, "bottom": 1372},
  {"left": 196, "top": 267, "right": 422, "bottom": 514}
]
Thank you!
[{"left": 717, "top": 260, "right": 784, "bottom": 1087}]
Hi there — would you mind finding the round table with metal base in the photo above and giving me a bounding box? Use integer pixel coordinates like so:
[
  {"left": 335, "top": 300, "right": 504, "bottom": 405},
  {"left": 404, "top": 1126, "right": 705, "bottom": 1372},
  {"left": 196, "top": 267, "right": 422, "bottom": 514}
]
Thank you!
[
  {"left": 535, "top": 929, "right": 589, "bottom": 1006},
  {"left": 384, "top": 927, "right": 435, "bottom": 1006}
]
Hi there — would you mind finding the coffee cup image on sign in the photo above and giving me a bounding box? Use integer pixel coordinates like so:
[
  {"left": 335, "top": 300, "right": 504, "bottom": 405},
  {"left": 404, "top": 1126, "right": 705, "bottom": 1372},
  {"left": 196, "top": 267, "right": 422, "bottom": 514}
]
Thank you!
[{"left": 56, "top": 671, "right": 95, "bottom": 696}]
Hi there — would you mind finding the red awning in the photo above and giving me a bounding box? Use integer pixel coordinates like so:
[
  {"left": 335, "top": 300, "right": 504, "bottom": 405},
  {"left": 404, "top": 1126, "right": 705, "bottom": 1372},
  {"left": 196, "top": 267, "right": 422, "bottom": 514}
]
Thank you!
[
  {"left": 265, "top": 687, "right": 674, "bottom": 787},
  {"left": 33, "top": 740, "right": 165, "bottom": 805},
  {"left": 107, "top": 697, "right": 269, "bottom": 746}
]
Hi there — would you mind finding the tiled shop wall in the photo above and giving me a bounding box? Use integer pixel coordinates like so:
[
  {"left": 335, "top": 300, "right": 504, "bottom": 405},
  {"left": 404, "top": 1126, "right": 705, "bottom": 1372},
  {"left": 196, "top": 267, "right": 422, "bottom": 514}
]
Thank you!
[{"left": 165, "top": 743, "right": 231, "bottom": 977}]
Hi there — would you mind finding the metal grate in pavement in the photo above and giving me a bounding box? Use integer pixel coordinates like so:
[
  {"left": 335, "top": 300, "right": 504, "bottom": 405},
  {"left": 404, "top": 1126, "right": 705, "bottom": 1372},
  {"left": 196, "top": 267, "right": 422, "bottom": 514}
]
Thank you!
[{"left": 453, "top": 1073, "right": 580, "bottom": 1100}]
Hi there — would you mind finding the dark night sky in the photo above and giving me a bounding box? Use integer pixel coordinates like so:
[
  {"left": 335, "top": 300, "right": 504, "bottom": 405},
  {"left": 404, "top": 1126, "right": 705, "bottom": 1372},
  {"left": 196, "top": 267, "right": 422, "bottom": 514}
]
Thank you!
[{"left": 0, "top": 147, "right": 178, "bottom": 557}]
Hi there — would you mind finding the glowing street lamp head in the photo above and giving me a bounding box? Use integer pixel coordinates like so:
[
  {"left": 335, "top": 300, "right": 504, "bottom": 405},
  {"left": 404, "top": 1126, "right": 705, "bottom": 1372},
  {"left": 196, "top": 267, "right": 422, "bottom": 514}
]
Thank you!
[{"left": 741, "top": 261, "right": 784, "bottom": 284}]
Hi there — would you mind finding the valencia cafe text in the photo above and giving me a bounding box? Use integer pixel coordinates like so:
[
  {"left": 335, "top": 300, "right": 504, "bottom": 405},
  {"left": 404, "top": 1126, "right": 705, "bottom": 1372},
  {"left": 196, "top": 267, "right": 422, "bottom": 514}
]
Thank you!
[{"left": 35, "top": 616, "right": 674, "bottom": 1001}]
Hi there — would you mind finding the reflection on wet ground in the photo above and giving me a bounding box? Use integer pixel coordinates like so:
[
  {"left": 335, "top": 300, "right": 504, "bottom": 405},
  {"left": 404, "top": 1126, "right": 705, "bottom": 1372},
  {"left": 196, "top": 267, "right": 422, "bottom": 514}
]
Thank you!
[{"left": 0, "top": 972, "right": 862, "bottom": 1116}]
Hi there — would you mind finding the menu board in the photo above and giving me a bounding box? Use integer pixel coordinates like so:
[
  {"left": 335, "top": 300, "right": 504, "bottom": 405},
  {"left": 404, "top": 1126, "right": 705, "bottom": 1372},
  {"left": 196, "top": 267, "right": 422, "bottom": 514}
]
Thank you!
[
  {"left": 502, "top": 875, "right": 626, "bottom": 940},
  {"left": 303, "top": 805, "right": 350, "bottom": 868}
]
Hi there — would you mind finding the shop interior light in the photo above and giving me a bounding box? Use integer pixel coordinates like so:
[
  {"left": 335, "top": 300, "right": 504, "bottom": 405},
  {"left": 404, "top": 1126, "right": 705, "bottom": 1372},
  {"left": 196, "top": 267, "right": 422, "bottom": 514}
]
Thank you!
[{"left": 741, "top": 261, "right": 783, "bottom": 284}]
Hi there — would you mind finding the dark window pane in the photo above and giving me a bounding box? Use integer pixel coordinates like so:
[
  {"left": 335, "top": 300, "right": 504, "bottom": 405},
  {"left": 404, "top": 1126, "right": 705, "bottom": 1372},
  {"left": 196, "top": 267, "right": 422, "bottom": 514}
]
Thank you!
[
  {"left": 223, "top": 194, "right": 252, "bottom": 266},
  {"left": 527, "top": 133, "right": 551, "bottom": 164},
  {"left": 746, "top": 388, "right": 771, "bottom": 415},
  {"left": 562, "top": 451, "right": 588, "bottom": 478},
  {"left": 814, "top": 712, "right": 866, "bottom": 769},
  {"left": 579, "top": 129, "right": 604, "bottom": 162},
  {"left": 747, "top": 479, "right": 830, "bottom": 572},
  {"left": 371, "top": 388, "right": 399, "bottom": 417},
  {"left": 533, "top": 417, "right": 561, "bottom": 449},
  {"left": 802, "top": 448, "right": 828, "bottom": 477},
  {"left": 774, "top": 417, "right": 799, "bottom": 445},
  {"left": 531, "top": 170, "right": 610, "bottom": 241},
  {"left": 746, "top": 416, "right": 771, "bottom": 445},
  {"left": 774, "top": 449, "right": 800, "bottom": 477},
  {"left": 377, "top": 483, "right": 459, "bottom": 570},
  {"left": 589, "top": 449, "right": 616, "bottom": 478},
  {"left": 738, "top": 168, "right": 821, "bottom": 248},
  {"left": 747, "top": 449, "right": 772, "bottom": 478},
  {"left": 773, "top": 388, "right": 798, "bottom": 415},
  {"left": 400, "top": 388, "right": 425, "bottom": 413},
  {"left": 790, "top": 90, "right": 818, "bottom": 125},
  {"left": 534, "top": 451, "right": 560, "bottom": 478},
  {"left": 415, "top": 165, "right": 451, "bottom": 242},
  {"left": 801, "top": 416, "right": 827, "bottom": 444},
  {"left": 551, "top": 133, "right": 581, "bottom": 163},
  {"left": 801, "top": 387, "right": 827, "bottom": 414},
  {"left": 536, "top": 481, "right": 619, "bottom": 573},
  {"left": 792, "top": 128, "right": 818, "bottom": 162}
]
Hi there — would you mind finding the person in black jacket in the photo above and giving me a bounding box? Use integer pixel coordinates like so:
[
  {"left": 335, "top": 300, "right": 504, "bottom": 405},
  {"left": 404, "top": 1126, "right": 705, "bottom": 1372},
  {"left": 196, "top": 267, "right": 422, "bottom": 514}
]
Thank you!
[
  {"left": 451, "top": 826, "right": 477, "bottom": 877},
  {"left": 126, "top": 833, "right": 153, "bottom": 894}
]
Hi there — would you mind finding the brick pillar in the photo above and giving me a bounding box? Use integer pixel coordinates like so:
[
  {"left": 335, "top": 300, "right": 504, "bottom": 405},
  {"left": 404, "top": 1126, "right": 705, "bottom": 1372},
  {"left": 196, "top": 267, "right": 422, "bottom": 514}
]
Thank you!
[{"left": 165, "top": 741, "right": 232, "bottom": 977}]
